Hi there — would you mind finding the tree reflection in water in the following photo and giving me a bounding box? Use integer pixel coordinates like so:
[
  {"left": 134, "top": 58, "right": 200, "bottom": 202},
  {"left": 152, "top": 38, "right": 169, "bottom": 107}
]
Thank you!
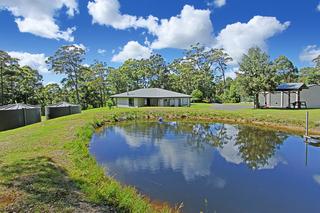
[
  {"left": 235, "top": 126, "right": 287, "bottom": 169},
  {"left": 116, "top": 121, "right": 287, "bottom": 170},
  {"left": 186, "top": 123, "right": 287, "bottom": 170},
  {"left": 190, "top": 123, "right": 231, "bottom": 149}
]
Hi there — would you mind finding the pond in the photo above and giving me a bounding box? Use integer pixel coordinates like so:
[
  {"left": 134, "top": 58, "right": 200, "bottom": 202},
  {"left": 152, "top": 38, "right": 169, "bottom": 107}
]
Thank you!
[{"left": 89, "top": 121, "right": 320, "bottom": 213}]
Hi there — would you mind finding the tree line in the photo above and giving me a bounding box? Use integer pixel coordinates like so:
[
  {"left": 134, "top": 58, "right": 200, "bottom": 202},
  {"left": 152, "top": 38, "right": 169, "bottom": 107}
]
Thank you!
[{"left": 1, "top": 44, "right": 320, "bottom": 109}]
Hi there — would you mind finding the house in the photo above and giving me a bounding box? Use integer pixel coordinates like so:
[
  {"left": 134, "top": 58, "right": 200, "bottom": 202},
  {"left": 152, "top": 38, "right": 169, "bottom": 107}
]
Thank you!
[
  {"left": 110, "top": 88, "right": 191, "bottom": 107},
  {"left": 258, "top": 83, "right": 320, "bottom": 108}
]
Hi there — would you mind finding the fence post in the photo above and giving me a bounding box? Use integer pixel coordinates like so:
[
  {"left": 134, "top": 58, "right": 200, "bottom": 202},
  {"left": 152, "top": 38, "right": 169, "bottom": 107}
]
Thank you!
[{"left": 305, "top": 111, "right": 309, "bottom": 137}]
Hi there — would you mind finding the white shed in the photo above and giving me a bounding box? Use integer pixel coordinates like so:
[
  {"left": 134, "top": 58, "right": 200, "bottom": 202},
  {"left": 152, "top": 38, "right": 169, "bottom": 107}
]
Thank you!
[{"left": 259, "top": 83, "right": 320, "bottom": 109}]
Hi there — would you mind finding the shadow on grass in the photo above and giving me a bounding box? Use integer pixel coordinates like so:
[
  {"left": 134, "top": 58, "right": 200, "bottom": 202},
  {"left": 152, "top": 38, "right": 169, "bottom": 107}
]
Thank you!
[{"left": 0, "top": 156, "right": 110, "bottom": 212}]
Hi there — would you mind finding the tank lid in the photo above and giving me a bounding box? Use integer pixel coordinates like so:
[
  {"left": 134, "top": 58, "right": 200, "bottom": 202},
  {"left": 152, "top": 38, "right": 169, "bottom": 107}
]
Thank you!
[
  {"left": 46, "top": 102, "right": 79, "bottom": 107},
  {"left": 0, "top": 103, "right": 40, "bottom": 110}
]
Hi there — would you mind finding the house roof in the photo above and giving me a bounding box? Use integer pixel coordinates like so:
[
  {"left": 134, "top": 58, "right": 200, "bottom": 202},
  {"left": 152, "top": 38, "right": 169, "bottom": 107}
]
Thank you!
[
  {"left": 0, "top": 103, "right": 40, "bottom": 110},
  {"left": 275, "top": 83, "right": 308, "bottom": 91},
  {"left": 110, "top": 88, "right": 191, "bottom": 98},
  {"left": 46, "top": 102, "right": 79, "bottom": 108}
]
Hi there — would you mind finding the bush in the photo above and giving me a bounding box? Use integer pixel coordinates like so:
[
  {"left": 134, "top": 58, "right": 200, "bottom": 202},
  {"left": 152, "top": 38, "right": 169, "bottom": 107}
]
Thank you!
[
  {"left": 106, "top": 99, "right": 114, "bottom": 110},
  {"left": 191, "top": 89, "right": 203, "bottom": 102}
]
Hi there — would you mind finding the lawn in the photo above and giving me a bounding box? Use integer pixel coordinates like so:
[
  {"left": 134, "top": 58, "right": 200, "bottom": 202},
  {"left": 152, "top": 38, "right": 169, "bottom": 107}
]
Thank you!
[{"left": 1, "top": 105, "right": 320, "bottom": 212}]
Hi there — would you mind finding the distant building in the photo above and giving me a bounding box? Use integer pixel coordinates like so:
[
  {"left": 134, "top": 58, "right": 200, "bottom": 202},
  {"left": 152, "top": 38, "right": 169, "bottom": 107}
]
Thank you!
[
  {"left": 110, "top": 88, "right": 191, "bottom": 107},
  {"left": 258, "top": 83, "right": 320, "bottom": 108}
]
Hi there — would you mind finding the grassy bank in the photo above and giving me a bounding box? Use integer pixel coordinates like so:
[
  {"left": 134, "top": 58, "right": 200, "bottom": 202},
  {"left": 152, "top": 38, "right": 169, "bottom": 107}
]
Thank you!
[{"left": 1, "top": 105, "right": 320, "bottom": 212}]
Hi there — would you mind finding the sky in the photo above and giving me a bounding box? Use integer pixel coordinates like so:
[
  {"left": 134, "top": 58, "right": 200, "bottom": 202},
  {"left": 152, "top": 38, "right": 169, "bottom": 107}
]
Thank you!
[{"left": 1, "top": 0, "right": 320, "bottom": 84}]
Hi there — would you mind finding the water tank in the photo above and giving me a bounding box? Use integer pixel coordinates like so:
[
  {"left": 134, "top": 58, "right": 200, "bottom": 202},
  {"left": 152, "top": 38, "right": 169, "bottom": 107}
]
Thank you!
[
  {"left": 0, "top": 103, "right": 41, "bottom": 131},
  {"left": 45, "top": 102, "right": 81, "bottom": 120}
]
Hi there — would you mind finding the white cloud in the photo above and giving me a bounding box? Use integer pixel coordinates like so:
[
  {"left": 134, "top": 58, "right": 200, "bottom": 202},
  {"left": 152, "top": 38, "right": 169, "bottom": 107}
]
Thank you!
[
  {"left": 107, "top": 125, "right": 215, "bottom": 181},
  {"left": 317, "top": 3, "right": 320, "bottom": 11},
  {"left": 299, "top": 45, "right": 320, "bottom": 63},
  {"left": 0, "top": 0, "right": 78, "bottom": 41},
  {"left": 112, "top": 41, "right": 152, "bottom": 62},
  {"left": 87, "top": 0, "right": 158, "bottom": 30},
  {"left": 87, "top": 0, "right": 289, "bottom": 63},
  {"left": 97, "top": 49, "right": 107, "bottom": 54},
  {"left": 150, "top": 5, "right": 214, "bottom": 49},
  {"left": 313, "top": 174, "right": 320, "bottom": 185},
  {"left": 214, "top": 0, "right": 226, "bottom": 7},
  {"left": 215, "top": 16, "right": 290, "bottom": 62},
  {"left": 73, "top": 43, "right": 86, "bottom": 50},
  {"left": 88, "top": 1, "right": 214, "bottom": 49},
  {"left": 8, "top": 51, "right": 49, "bottom": 73}
]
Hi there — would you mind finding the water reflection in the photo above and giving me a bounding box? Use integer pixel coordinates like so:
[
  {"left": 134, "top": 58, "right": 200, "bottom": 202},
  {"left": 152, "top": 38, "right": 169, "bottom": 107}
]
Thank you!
[
  {"left": 90, "top": 122, "right": 320, "bottom": 213},
  {"left": 106, "top": 122, "right": 288, "bottom": 170}
]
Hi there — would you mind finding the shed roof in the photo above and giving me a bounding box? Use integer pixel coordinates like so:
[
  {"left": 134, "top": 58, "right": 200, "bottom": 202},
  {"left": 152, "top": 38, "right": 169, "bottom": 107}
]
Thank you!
[
  {"left": 46, "top": 102, "right": 79, "bottom": 108},
  {"left": 110, "top": 88, "right": 191, "bottom": 98},
  {"left": 275, "top": 83, "right": 308, "bottom": 91},
  {"left": 0, "top": 103, "right": 40, "bottom": 110}
]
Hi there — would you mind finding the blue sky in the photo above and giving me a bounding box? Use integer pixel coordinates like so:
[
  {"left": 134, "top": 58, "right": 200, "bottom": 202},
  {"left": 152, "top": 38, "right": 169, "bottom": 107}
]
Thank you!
[{"left": 1, "top": 0, "right": 320, "bottom": 84}]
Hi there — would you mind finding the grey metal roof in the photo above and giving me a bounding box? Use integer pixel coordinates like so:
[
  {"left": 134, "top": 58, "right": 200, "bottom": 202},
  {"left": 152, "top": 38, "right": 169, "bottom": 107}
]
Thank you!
[
  {"left": 275, "top": 83, "right": 308, "bottom": 91},
  {"left": 0, "top": 103, "right": 40, "bottom": 110},
  {"left": 46, "top": 102, "right": 79, "bottom": 108},
  {"left": 110, "top": 88, "right": 191, "bottom": 98}
]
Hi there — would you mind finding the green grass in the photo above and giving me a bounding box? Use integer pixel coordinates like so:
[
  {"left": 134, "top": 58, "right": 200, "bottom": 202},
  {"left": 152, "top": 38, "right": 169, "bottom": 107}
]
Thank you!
[
  {"left": 190, "top": 103, "right": 212, "bottom": 109},
  {"left": 1, "top": 105, "right": 320, "bottom": 212}
]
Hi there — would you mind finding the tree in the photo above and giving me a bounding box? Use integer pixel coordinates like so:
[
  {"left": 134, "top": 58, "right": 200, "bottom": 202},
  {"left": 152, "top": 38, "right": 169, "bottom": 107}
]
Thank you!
[
  {"left": 148, "top": 54, "right": 170, "bottom": 89},
  {"left": 274, "top": 55, "right": 298, "bottom": 82},
  {"left": 169, "top": 59, "right": 198, "bottom": 95},
  {"left": 238, "top": 47, "right": 277, "bottom": 108},
  {"left": 47, "top": 45, "right": 85, "bottom": 104},
  {"left": 169, "top": 44, "right": 218, "bottom": 100},
  {"left": 212, "top": 48, "right": 233, "bottom": 89},
  {"left": 0, "top": 51, "right": 19, "bottom": 105},
  {"left": 191, "top": 89, "right": 203, "bottom": 102},
  {"left": 220, "top": 79, "right": 241, "bottom": 103},
  {"left": 16, "top": 66, "right": 43, "bottom": 104},
  {"left": 107, "top": 67, "right": 129, "bottom": 94},
  {"left": 299, "top": 67, "right": 320, "bottom": 84},
  {"left": 89, "top": 61, "right": 109, "bottom": 107},
  {"left": 41, "top": 83, "right": 63, "bottom": 105}
]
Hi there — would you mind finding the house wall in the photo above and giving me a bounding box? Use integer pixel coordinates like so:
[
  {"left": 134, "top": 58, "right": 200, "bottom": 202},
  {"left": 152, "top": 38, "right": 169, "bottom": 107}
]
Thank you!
[
  {"left": 116, "top": 98, "right": 129, "bottom": 107},
  {"left": 259, "top": 92, "right": 288, "bottom": 108},
  {"left": 300, "top": 85, "right": 320, "bottom": 108},
  {"left": 115, "top": 97, "right": 190, "bottom": 107},
  {"left": 158, "top": 99, "right": 164, "bottom": 106},
  {"left": 181, "top": 98, "right": 190, "bottom": 106},
  {"left": 150, "top": 99, "right": 158, "bottom": 106},
  {"left": 134, "top": 98, "right": 144, "bottom": 107}
]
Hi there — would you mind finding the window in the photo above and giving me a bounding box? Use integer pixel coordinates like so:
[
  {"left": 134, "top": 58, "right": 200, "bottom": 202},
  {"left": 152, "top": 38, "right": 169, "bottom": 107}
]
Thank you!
[{"left": 129, "top": 98, "right": 134, "bottom": 107}]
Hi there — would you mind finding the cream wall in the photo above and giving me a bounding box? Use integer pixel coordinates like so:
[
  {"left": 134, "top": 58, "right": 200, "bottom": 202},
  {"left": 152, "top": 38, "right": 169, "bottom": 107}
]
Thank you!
[
  {"left": 115, "top": 97, "right": 190, "bottom": 107},
  {"left": 134, "top": 98, "right": 144, "bottom": 107},
  {"left": 116, "top": 98, "right": 129, "bottom": 107}
]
